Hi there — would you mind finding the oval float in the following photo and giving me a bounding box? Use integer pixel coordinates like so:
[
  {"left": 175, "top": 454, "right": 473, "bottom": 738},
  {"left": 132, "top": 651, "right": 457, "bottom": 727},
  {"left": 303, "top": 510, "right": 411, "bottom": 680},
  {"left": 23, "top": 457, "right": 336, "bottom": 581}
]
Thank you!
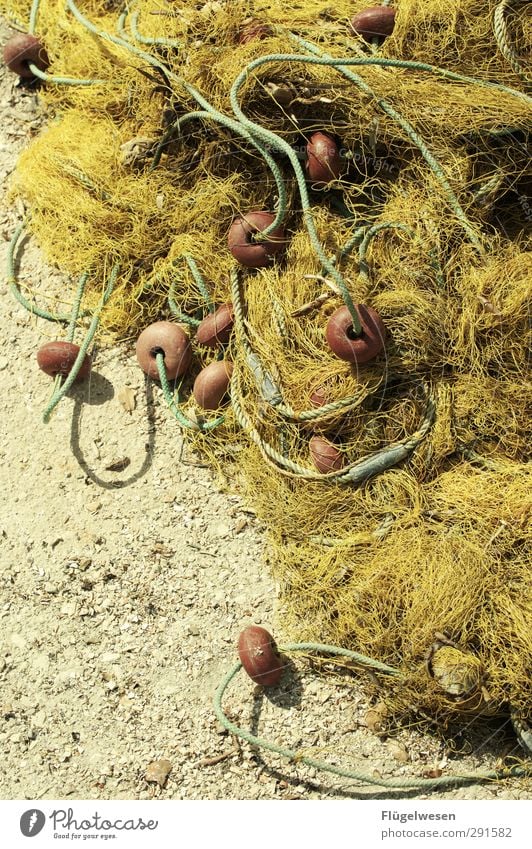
[
  {"left": 193, "top": 360, "right": 233, "bottom": 410},
  {"left": 306, "top": 132, "right": 342, "bottom": 187},
  {"left": 309, "top": 435, "right": 345, "bottom": 473},
  {"left": 237, "top": 626, "right": 284, "bottom": 686},
  {"left": 326, "top": 304, "right": 385, "bottom": 364},
  {"left": 37, "top": 341, "right": 91, "bottom": 382},
  {"left": 196, "top": 303, "right": 234, "bottom": 348},
  {"left": 3, "top": 33, "right": 49, "bottom": 79},
  {"left": 136, "top": 321, "right": 192, "bottom": 381},
  {"left": 228, "top": 211, "right": 286, "bottom": 268},
  {"left": 350, "top": 6, "right": 396, "bottom": 42}
]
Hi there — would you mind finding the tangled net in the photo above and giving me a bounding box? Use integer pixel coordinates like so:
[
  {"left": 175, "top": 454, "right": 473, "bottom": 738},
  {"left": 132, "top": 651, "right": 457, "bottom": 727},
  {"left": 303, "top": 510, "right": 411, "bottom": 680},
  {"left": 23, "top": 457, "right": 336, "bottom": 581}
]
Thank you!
[{"left": 2, "top": 0, "right": 531, "bottom": 741}]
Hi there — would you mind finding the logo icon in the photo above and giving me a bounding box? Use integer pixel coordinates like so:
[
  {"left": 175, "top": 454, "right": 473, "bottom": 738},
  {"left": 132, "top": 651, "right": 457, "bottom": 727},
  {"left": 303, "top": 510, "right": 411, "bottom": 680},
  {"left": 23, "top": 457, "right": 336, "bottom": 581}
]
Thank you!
[{"left": 20, "top": 810, "right": 46, "bottom": 837}]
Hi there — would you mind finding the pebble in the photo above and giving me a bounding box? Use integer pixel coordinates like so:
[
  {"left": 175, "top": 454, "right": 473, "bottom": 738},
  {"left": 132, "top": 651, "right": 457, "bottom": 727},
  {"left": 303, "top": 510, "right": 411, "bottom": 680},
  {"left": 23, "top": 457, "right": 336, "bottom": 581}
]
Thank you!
[
  {"left": 145, "top": 759, "right": 172, "bottom": 788},
  {"left": 388, "top": 739, "right": 410, "bottom": 763}
]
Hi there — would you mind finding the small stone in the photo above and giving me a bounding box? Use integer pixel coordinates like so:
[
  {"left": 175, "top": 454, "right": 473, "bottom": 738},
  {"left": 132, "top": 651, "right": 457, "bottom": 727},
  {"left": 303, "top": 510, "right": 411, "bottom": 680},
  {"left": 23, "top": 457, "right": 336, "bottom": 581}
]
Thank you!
[
  {"left": 105, "top": 680, "right": 118, "bottom": 691},
  {"left": 0, "top": 357, "right": 9, "bottom": 370},
  {"left": 86, "top": 500, "right": 102, "bottom": 514},
  {"left": 364, "top": 701, "right": 389, "bottom": 734},
  {"left": 234, "top": 518, "right": 248, "bottom": 534},
  {"left": 388, "top": 739, "right": 410, "bottom": 763},
  {"left": 105, "top": 457, "right": 130, "bottom": 472},
  {"left": 145, "top": 758, "right": 172, "bottom": 788}
]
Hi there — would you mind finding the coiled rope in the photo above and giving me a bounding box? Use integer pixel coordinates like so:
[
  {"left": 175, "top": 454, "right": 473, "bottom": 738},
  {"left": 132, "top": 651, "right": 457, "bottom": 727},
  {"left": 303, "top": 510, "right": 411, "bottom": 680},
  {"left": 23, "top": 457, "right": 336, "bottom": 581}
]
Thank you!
[
  {"left": 215, "top": 643, "right": 532, "bottom": 791},
  {"left": 493, "top": 0, "right": 532, "bottom": 87}
]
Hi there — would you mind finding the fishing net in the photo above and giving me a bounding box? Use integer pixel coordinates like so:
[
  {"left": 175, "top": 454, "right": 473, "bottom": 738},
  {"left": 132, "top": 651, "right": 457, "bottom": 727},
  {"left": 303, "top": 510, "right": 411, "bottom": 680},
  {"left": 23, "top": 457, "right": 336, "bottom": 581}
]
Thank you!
[{"left": 1, "top": 0, "right": 531, "bottom": 736}]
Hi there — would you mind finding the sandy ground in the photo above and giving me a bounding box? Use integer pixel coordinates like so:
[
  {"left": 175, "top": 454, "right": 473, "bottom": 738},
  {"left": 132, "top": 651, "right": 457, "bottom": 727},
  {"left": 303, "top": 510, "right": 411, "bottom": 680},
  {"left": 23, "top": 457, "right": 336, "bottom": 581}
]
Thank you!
[{"left": 0, "top": 19, "right": 529, "bottom": 802}]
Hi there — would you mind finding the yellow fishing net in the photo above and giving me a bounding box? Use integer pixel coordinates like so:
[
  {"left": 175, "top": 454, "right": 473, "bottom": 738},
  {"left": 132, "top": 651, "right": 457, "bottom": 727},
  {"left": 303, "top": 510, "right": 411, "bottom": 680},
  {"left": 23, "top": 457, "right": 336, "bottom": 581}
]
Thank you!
[{"left": 1, "top": 0, "right": 531, "bottom": 733}]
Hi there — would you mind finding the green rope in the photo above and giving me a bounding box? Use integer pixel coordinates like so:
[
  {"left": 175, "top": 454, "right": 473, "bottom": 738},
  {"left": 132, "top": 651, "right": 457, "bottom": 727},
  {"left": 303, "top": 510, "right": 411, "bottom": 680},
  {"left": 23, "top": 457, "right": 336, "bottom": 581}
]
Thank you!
[
  {"left": 231, "top": 361, "right": 435, "bottom": 484},
  {"left": 27, "top": 64, "right": 106, "bottom": 86},
  {"left": 493, "top": 0, "right": 531, "bottom": 87},
  {"left": 357, "top": 222, "right": 445, "bottom": 288},
  {"left": 7, "top": 224, "right": 84, "bottom": 324},
  {"left": 28, "top": 0, "right": 39, "bottom": 34},
  {"left": 129, "top": 8, "right": 181, "bottom": 49},
  {"left": 42, "top": 264, "right": 119, "bottom": 423},
  {"left": 155, "top": 354, "right": 225, "bottom": 432},
  {"left": 292, "top": 38, "right": 532, "bottom": 104},
  {"left": 228, "top": 74, "right": 363, "bottom": 333},
  {"left": 66, "top": 272, "right": 89, "bottom": 343},
  {"left": 116, "top": 8, "right": 129, "bottom": 41},
  {"left": 28, "top": 0, "right": 104, "bottom": 85},
  {"left": 236, "top": 48, "right": 485, "bottom": 253},
  {"left": 215, "top": 645, "right": 532, "bottom": 791},
  {"left": 183, "top": 254, "right": 214, "bottom": 313}
]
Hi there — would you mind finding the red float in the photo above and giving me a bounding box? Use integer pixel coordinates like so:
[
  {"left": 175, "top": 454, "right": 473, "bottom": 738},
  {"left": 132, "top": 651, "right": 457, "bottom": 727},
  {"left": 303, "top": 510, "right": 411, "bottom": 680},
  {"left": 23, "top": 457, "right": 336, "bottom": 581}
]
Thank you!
[
  {"left": 192, "top": 360, "right": 233, "bottom": 410},
  {"left": 3, "top": 33, "right": 49, "bottom": 79},
  {"left": 196, "top": 303, "right": 234, "bottom": 347},
  {"left": 326, "top": 304, "right": 386, "bottom": 363},
  {"left": 309, "top": 435, "right": 345, "bottom": 473},
  {"left": 136, "top": 321, "right": 191, "bottom": 380},
  {"left": 350, "top": 6, "right": 396, "bottom": 42},
  {"left": 237, "top": 626, "right": 284, "bottom": 686},
  {"left": 306, "top": 132, "right": 342, "bottom": 187},
  {"left": 228, "top": 211, "right": 286, "bottom": 268},
  {"left": 37, "top": 341, "right": 91, "bottom": 382}
]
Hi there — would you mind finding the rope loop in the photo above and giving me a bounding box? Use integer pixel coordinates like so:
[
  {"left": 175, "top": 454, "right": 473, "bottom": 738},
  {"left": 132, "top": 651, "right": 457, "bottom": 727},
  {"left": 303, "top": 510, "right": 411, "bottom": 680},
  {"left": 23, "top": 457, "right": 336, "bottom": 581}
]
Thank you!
[{"left": 215, "top": 644, "right": 532, "bottom": 791}]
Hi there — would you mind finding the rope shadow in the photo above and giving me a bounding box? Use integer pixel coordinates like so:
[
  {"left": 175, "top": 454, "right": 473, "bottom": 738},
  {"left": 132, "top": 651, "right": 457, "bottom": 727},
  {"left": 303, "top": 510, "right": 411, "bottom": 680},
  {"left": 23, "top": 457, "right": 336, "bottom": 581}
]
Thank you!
[
  {"left": 243, "top": 673, "right": 525, "bottom": 799},
  {"left": 69, "top": 372, "right": 156, "bottom": 489}
]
